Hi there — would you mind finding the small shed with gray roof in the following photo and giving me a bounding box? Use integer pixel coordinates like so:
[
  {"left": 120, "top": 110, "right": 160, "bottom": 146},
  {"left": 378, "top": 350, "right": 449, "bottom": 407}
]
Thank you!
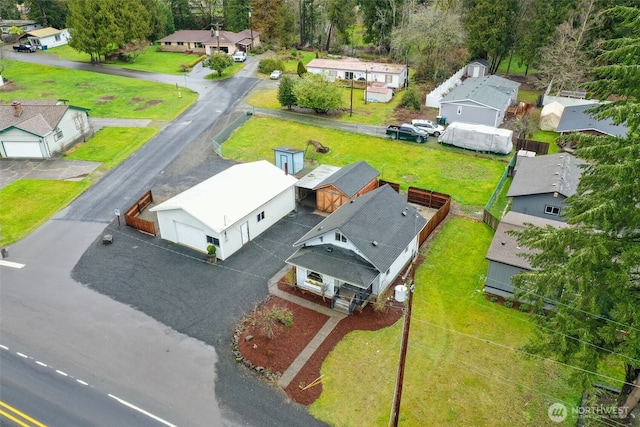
[
  {"left": 439, "top": 75, "right": 520, "bottom": 127},
  {"left": 0, "top": 99, "right": 91, "bottom": 159},
  {"left": 556, "top": 103, "right": 628, "bottom": 137},
  {"left": 312, "top": 161, "right": 379, "bottom": 213},
  {"left": 286, "top": 185, "right": 427, "bottom": 314},
  {"left": 484, "top": 211, "right": 568, "bottom": 299},
  {"left": 507, "top": 153, "right": 585, "bottom": 221}
]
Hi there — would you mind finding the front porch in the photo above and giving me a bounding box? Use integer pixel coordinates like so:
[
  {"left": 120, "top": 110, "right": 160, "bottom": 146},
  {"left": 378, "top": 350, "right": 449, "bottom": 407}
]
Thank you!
[{"left": 331, "top": 285, "right": 372, "bottom": 315}]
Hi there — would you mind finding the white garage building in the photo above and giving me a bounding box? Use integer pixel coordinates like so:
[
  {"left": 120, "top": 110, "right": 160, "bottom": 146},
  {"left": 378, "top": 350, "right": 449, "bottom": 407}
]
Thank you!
[{"left": 150, "top": 161, "right": 297, "bottom": 260}]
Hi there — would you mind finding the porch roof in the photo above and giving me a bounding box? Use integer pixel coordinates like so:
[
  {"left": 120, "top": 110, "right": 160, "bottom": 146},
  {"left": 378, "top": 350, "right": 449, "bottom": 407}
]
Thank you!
[{"left": 286, "top": 244, "right": 378, "bottom": 289}]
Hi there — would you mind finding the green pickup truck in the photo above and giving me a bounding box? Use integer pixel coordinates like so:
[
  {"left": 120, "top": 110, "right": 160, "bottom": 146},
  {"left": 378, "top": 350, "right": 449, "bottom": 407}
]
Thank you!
[{"left": 386, "top": 124, "right": 429, "bottom": 143}]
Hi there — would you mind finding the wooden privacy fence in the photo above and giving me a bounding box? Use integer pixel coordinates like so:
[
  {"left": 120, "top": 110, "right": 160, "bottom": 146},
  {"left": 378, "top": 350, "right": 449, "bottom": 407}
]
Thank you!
[
  {"left": 379, "top": 180, "right": 400, "bottom": 193},
  {"left": 407, "top": 187, "right": 451, "bottom": 245},
  {"left": 125, "top": 190, "right": 156, "bottom": 236},
  {"left": 515, "top": 137, "right": 550, "bottom": 155}
]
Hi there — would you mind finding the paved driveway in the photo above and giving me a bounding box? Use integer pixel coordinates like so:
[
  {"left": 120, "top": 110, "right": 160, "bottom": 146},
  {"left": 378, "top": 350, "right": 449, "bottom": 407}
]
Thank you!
[{"left": 0, "top": 158, "right": 102, "bottom": 189}]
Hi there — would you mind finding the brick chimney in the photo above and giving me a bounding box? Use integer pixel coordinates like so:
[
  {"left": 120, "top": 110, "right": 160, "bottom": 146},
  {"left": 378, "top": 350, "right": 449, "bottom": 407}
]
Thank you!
[{"left": 11, "top": 101, "right": 22, "bottom": 117}]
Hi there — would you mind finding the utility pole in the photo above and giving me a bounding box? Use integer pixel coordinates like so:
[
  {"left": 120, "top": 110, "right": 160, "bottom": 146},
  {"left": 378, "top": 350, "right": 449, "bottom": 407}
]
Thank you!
[
  {"left": 216, "top": 23, "right": 220, "bottom": 53},
  {"left": 389, "top": 281, "right": 415, "bottom": 427},
  {"left": 350, "top": 77, "right": 354, "bottom": 117},
  {"left": 364, "top": 68, "right": 368, "bottom": 104},
  {"left": 249, "top": 10, "right": 254, "bottom": 50}
]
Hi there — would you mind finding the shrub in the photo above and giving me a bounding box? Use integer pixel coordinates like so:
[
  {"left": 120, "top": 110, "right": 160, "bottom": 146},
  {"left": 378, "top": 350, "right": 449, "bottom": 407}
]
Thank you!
[
  {"left": 187, "top": 55, "right": 206, "bottom": 68},
  {"left": 258, "top": 58, "right": 285, "bottom": 74},
  {"left": 519, "top": 303, "right": 531, "bottom": 312},
  {"left": 253, "top": 304, "right": 294, "bottom": 340},
  {"left": 401, "top": 86, "right": 422, "bottom": 111},
  {"left": 277, "top": 75, "right": 297, "bottom": 109},
  {"left": 297, "top": 60, "right": 307, "bottom": 77},
  {"left": 283, "top": 268, "right": 297, "bottom": 288},
  {"left": 489, "top": 296, "right": 499, "bottom": 303},
  {"left": 504, "top": 300, "right": 514, "bottom": 309}
]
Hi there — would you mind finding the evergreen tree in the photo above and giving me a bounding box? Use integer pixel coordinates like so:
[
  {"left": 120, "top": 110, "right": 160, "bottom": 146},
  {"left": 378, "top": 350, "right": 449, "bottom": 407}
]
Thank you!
[{"left": 277, "top": 75, "right": 297, "bottom": 109}]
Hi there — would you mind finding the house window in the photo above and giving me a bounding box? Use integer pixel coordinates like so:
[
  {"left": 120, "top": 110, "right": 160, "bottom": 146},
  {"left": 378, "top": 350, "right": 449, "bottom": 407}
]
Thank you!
[
  {"left": 307, "top": 271, "right": 323, "bottom": 282},
  {"left": 329, "top": 70, "right": 337, "bottom": 77},
  {"left": 385, "top": 75, "right": 392, "bottom": 83},
  {"left": 545, "top": 205, "right": 561, "bottom": 216},
  {"left": 257, "top": 211, "right": 265, "bottom": 222},
  {"left": 195, "top": 42, "right": 203, "bottom": 48},
  {"left": 335, "top": 231, "right": 347, "bottom": 243},
  {"left": 345, "top": 71, "right": 354, "bottom": 80},
  {"left": 54, "top": 34, "right": 61, "bottom": 41},
  {"left": 164, "top": 42, "right": 171, "bottom": 46},
  {"left": 457, "top": 106, "right": 462, "bottom": 115},
  {"left": 54, "top": 129, "right": 63, "bottom": 141},
  {"left": 206, "top": 235, "right": 220, "bottom": 246}
]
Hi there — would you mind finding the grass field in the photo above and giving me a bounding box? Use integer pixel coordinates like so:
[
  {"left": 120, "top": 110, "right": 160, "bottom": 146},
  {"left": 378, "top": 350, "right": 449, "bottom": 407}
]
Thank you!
[
  {"left": 41, "top": 44, "right": 205, "bottom": 75},
  {"left": 0, "top": 61, "right": 197, "bottom": 120},
  {"left": 311, "top": 218, "right": 581, "bottom": 426},
  {"left": 222, "top": 116, "right": 507, "bottom": 207}
]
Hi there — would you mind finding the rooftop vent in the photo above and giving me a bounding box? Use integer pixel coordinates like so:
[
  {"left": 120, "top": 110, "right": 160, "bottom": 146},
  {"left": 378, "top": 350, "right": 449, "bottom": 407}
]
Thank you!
[
  {"left": 401, "top": 211, "right": 407, "bottom": 216},
  {"left": 372, "top": 241, "right": 378, "bottom": 246},
  {"left": 501, "top": 241, "right": 506, "bottom": 246},
  {"left": 318, "top": 226, "right": 323, "bottom": 230}
]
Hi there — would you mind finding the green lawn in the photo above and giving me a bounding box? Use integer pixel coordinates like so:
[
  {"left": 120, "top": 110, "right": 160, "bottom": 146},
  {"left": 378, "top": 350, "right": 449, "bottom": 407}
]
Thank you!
[
  {"left": 41, "top": 44, "right": 205, "bottom": 75},
  {"left": 222, "top": 116, "right": 507, "bottom": 207},
  {"left": 311, "top": 218, "right": 581, "bottom": 426},
  {"left": 0, "top": 127, "right": 157, "bottom": 246},
  {"left": 0, "top": 179, "right": 90, "bottom": 245},
  {"left": 0, "top": 61, "right": 197, "bottom": 120}
]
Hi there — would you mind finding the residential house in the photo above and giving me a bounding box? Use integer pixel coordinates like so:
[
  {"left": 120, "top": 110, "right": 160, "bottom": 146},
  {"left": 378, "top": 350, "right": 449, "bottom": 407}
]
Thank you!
[
  {"left": 19, "top": 27, "right": 70, "bottom": 49},
  {"left": 306, "top": 58, "right": 408, "bottom": 90},
  {"left": 439, "top": 75, "right": 520, "bottom": 127},
  {"left": 507, "top": 153, "right": 586, "bottom": 221},
  {"left": 306, "top": 161, "right": 379, "bottom": 213},
  {"left": 286, "top": 185, "right": 427, "bottom": 314},
  {"left": 0, "top": 99, "right": 91, "bottom": 159},
  {"left": 156, "top": 29, "right": 260, "bottom": 55},
  {"left": 150, "top": 160, "right": 296, "bottom": 260},
  {"left": 484, "top": 211, "right": 568, "bottom": 299},
  {"left": 0, "top": 20, "right": 41, "bottom": 34}
]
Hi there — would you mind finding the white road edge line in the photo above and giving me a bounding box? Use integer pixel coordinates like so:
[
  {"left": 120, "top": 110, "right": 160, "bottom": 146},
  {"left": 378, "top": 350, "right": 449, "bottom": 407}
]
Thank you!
[
  {"left": 0, "top": 260, "right": 25, "bottom": 269},
  {"left": 36, "top": 361, "right": 47, "bottom": 367},
  {"left": 55, "top": 370, "right": 68, "bottom": 376},
  {"left": 108, "top": 394, "right": 179, "bottom": 427}
]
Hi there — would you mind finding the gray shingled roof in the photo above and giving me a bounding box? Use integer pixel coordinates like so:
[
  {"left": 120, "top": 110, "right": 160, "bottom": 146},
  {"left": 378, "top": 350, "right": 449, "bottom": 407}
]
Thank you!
[
  {"left": 556, "top": 103, "right": 628, "bottom": 137},
  {"left": 486, "top": 211, "right": 568, "bottom": 268},
  {"left": 286, "top": 245, "right": 379, "bottom": 288},
  {"left": 314, "top": 160, "right": 379, "bottom": 197},
  {"left": 507, "top": 153, "right": 586, "bottom": 198},
  {"left": 440, "top": 75, "right": 520, "bottom": 110},
  {"left": 290, "top": 185, "right": 427, "bottom": 273},
  {"left": 0, "top": 100, "right": 88, "bottom": 136}
]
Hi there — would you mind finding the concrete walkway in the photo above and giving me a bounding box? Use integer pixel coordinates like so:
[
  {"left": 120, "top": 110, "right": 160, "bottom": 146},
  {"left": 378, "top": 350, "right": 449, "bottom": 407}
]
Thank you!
[{"left": 267, "top": 265, "right": 346, "bottom": 389}]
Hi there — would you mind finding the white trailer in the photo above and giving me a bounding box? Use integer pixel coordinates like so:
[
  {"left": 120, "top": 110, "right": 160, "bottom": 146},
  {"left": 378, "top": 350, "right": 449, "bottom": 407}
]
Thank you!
[{"left": 438, "top": 122, "right": 513, "bottom": 154}]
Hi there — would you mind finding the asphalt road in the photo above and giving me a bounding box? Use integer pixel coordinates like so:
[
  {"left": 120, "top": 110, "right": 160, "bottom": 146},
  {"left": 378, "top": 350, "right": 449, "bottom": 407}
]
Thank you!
[{"left": 1, "top": 53, "right": 329, "bottom": 426}]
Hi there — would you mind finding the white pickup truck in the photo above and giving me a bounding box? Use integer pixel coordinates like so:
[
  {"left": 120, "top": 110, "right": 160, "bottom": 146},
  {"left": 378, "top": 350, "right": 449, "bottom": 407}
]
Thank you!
[{"left": 233, "top": 51, "right": 247, "bottom": 62}]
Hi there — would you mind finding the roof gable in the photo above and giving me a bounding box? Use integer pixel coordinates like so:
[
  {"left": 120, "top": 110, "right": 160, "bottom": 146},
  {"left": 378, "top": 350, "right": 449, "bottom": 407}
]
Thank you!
[
  {"left": 314, "top": 161, "right": 379, "bottom": 196},
  {"left": 0, "top": 100, "right": 88, "bottom": 136},
  {"left": 507, "top": 153, "right": 586, "bottom": 198},
  {"left": 294, "top": 185, "right": 427, "bottom": 272},
  {"left": 150, "top": 160, "right": 297, "bottom": 232}
]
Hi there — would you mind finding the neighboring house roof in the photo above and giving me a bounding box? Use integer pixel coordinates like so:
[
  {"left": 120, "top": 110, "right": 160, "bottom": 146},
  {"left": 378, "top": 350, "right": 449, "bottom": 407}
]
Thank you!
[
  {"left": 295, "top": 164, "right": 341, "bottom": 190},
  {"left": 291, "top": 185, "right": 427, "bottom": 276},
  {"left": 157, "top": 29, "right": 260, "bottom": 46},
  {"left": 556, "top": 103, "right": 628, "bottom": 137},
  {"left": 486, "top": 211, "right": 568, "bottom": 269},
  {"left": 0, "top": 100, "right": 89, "bottom": 136},
  {"left": 23, "top": 27, "right": 65, "bottom": 37},
  {"left": 314, "top": 160, "right": 379, "bottom": 196},
  {"left": 150, "top": 160, "right": 297, "bottom": 232},
  {"left": 507, "top": 153, "right": 586, "bottom": 198},
  {"left": 368, "top": 86, "right": 392, "bottom": 94},
  {"left": 307, "top": 58, "right": 406, "bottom": 74},
  {"left": 440, "top": 75, "right": 520, "bottom": 111},
  {"left": 468, "top": 59, "right": 489, "bottom": 68}
]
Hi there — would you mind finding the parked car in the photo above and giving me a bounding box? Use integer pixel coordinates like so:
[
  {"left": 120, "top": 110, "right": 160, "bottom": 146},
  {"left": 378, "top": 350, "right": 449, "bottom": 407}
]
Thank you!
[
  {"left": 233, "top": 51, "right": 247, "bottom": 62},
  {"left": 386, "top": 124, "right": 429, "bottom": 143},
  {"left": 13, "top": 44, "right": 36, "bottom": 53},
  {"left": 270, "top": 70, "right": 283, "bottom": 80},
  {"left": 411, "top": 119, "right": 445, "bottom": 137}
]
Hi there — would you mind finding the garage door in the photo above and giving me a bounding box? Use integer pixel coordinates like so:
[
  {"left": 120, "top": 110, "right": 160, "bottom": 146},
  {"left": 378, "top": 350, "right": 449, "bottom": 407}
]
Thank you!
[
  {"left": 2, "top": 141, "right": 44, "bottom": 158},
  {"left": 174, "top": 221, "right": 205, "bottom": 250}
]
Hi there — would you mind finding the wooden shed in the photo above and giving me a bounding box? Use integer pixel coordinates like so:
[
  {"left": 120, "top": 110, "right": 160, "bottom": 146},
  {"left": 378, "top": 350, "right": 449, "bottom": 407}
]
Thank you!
[{"left": 314, "top": 161, "right": 379, "bottom": 213}]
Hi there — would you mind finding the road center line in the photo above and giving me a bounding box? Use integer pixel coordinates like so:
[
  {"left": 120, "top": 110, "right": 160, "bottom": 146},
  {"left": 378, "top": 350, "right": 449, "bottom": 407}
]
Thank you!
[
  {"left": 0, "top": 260, "right": 25, "bottom": 269},
  {"left": 0, "top": 401, "right": 47, "bottom": 427},
  {"left": 76, "top": 379, "right": 88, "bottom": 386},
  {"left": 0, "top": 345, "right": 8, "bottom": 350},
  {"left": 55, "top": 370, "right": 67, "bottom": 376},
  {"left": 36, "top": 361, "right": 47, "bottom": 367},
  {"left": 108, "top": 394, "right": 179, "bottom": 427},
  {"left": 16, "top": 352, "right": 28, "bottom": 359}
]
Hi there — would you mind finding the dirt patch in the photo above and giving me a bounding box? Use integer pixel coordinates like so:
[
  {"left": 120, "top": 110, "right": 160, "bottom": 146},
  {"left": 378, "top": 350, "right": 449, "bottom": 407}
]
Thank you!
[
  {"left": 131, "top": 97, "right": 144, "bottom": 103},
  {"left": 0, "top": 81, "right": 21, "bottom": 92},
  {"left": 43, "top": 80, "right": 56, "bottom": 83},
  {"left": 134, "top": 99, "right": 164, "bottom": 111},
  {"left": 96, "top": 96, "right": 116, "bottom": 105}
]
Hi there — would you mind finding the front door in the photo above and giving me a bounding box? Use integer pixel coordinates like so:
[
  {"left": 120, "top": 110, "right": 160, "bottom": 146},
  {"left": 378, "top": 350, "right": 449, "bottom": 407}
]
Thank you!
[{"left": 240, "top": 222, "right": 250, "bottom": 245}]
